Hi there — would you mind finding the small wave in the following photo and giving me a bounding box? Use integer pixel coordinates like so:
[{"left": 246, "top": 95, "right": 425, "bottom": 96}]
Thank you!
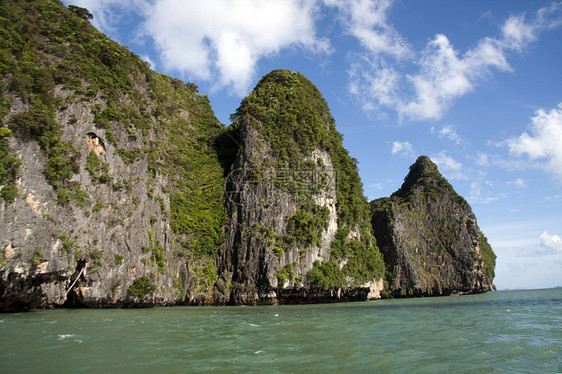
[
  {"left": 58, "top": 334, "right": 83, "bottom": 343},
  {"left": 58, "top": 334, "right": 76, "bottom": 341},
  {"left": 255, "top": 350, "right": 264, "bottom": 354},
  {"left": 249, "top": 323, "right": 260, "bottom": 327}
]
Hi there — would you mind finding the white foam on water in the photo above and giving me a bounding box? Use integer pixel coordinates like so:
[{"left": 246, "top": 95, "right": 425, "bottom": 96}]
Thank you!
[
  {"left": 57, "top": 334, "right": 83, "bottom": 343},
  {"left": 58, "top": 334, "right": 76, "bottom": 341}
]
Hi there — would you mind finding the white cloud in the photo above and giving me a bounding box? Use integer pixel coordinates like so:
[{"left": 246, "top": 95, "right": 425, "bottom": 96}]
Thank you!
[
  {"left": 141, "top": 54, "right": 156, "bottom": 70},
  {"left": 142, "top": 0, "right": 330, "bottom": 95},
  {"left": 436, "top": 125, "right": 462, "bottom": 144},
  {"left": 430, "top": 151, "right": 466, "bottom": 179},
  {"left": 66, "top": 0, "right": 562, "bottom": 107},
  {"left": 475, "top": 152, "right": 490, "bottom": 167},
  {"left": 398, "top": 32, "right": 513, "bottom": 121},
  {"left": 507, "top": 103, "right": 562, "bottom": 181},
  {"left": 504, "top": 231, "right": 562, "bottom": 257},
  {"left": 348, "top": 57, "right": 403, "bottom": 119},
  {"left": 468, "top": 180, "right": 505, "bottom": 204},
  {"left": 343, "top": 1, "right": 562, "bottom": 122},
  {"left": 535, "top": 2, "right": 562, "bottom": 30},
  {"left": 501, "top": 15, "right": 537, "bottom": 50},
  {"left": 325, "top": 0, "right": 409, "bottom": 58},
  {"left": 327, "top": 0, "right": 410, "bottom": 117},
  {"left": 64, "top": 0, "right": 147, "bottom": 37},
  {"left": 540, "top": 231, "right": 562, "bottom": 252},
  {"left": 391, "top": 141, "right": 415, "bottom": 158},
  {"left": 470, "top": 181, "right": 482, "bottom": 198},
  {"left": 67, "top": 0, "right": 330, "bottom": 95},
  {"left": 510, "top": 178, "right": 527, "bottom": 188},
  {"left": 545, "top": 193, "right": 562, "bottom": 203},
  {"left": 475, "top": 149, "right": 541, "bottom": 173}
]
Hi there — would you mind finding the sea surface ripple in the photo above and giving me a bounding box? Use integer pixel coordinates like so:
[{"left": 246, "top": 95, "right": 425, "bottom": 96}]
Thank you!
[{"left": 1, "top": 288, "right": 560, "bottom": 373}]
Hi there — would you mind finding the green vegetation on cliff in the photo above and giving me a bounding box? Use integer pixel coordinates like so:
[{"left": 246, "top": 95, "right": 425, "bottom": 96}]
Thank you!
[
  {"left": 479, "top": 233, "right": 496, "bottom": 281},
  {"left": 232, "top": 70, "right": 385, "bottom": 287},
  {"left": 232, "top": 70, "right": 332, "bottom": 161},
  {"left": 232, "top": 70, "right": 370, "bottom": 225},
  {"left": 396, "top": 156, "right": 496, "bottom": 281},
  {"left": 1, "top": 0, "right": 87, "bottom": 197},
  {"left": 392, "top": 156, "right": 470, "bottom": 210},
  {"left": 0, "top": 0, "right": 230, "bottom": 260},
  {"left": 0, "top": 0, "right": 495, "bottom": 308},
  {"left": 0, "top": 127, "right": 19, "bottom": 202},
  {"left": 286, "top": 203, "right": 329, "bottom": 247},
  {"left": 128, "top": 276, "right": 156, "bottom": 298},
  {"left": 371, "top": 156, "right": 497, "bottom": 295}
]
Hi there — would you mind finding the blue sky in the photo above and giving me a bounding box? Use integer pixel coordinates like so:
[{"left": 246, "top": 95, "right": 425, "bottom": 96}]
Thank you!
[{"left": 64, "top": 0, "right": 562, "bottom": 290}]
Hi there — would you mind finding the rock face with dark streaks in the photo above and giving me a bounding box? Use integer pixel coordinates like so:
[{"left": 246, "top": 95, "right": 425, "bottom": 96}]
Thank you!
[
  {"left": 0, "top": 0, "right": 495, "bottom": 311},
  {"left": 0, "top": 1, "right": 385, "bottom": 309},
  {"left": 371, "top": 156, "right": 496, "bottom": 297},
  {"left": 0, "top": 0, "right": 230, "bottom": 311},
  {"left": 217, "top": 70, "right": 385, "bottom": 304}
]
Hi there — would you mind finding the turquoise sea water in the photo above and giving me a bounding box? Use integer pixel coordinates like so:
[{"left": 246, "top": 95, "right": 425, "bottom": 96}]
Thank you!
[{"left": 1, "top": 289, "right": 561, "bottom": 373}]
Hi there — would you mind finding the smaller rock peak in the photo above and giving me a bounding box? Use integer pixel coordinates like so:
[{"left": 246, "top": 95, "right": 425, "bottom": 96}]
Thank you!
[
  {"left": 250, "top": 69, "right": 323, "bottom": 102},
  {"left": 411, "top": 155, "right": 439, "bottom": 175},
  {"left": 394, "top": 156, "right": 445, "bottom": 198},
  {"left": 256, "top": 69, "right": 312, "bottom": 87},
  {"left": 258, "top": 69, "right": 299, "bottom": 84},
  {"left": 414, "top": 155, "right": 436, "bottom": 169}
]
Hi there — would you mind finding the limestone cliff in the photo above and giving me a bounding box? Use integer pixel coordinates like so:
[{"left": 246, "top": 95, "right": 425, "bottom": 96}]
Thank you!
[
  {"left": 371, "top": 156, "right": 496, "bottom": 297},
  {"left": 0, "top": 0, "right": 231, "bottom": 310},
  {"left": 1, "top": 0, "right": 495, "bottom": 311},
  {"left": 0, "top": 1, "right": 384, "bottom": 310},
  {"left": 217, "top": 70, "right": 385, "bottom": 304}
]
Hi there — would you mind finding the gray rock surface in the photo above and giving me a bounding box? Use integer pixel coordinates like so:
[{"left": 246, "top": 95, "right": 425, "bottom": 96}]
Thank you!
[
  {"left": 0, "top": 2, "right": 494, "bottom": 310},
  {"left": 371, "top": 156, "right": 496, "bottom": 297},
  {"left": 1, "top": 89, "right": 186, "bottom": 310}
]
